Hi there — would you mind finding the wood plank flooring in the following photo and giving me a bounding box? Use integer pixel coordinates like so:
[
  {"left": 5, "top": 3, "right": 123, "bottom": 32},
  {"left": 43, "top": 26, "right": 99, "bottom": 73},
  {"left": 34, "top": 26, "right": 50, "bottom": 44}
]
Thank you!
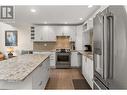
[{"left": 45, "top": 68, "right": 91, "bottom": 90}]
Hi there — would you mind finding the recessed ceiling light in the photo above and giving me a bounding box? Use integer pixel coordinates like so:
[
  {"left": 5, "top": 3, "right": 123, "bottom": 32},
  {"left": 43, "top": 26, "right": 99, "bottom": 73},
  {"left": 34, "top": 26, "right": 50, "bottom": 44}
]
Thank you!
[
  {"left": 88, "top": 5, "right": 93, "bottom": 8},
  {"left": 44, "top": 21, "right": 47, "bottom": 24},
  {"left": 65, "top": 22, "right": 68, "bottom": 24},
  {"left": 30, "top": 9, "right": 36, "bottom": 13},
  {"left": 80, "top": 18, "right": 83, "bottom": 20},
  {"left": 89, "top": 18, "right": 92, "bottom": 20}
]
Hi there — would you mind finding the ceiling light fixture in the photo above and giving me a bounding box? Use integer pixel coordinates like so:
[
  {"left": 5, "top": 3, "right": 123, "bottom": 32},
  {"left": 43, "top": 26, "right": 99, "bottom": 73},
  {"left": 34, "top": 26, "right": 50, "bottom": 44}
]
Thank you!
[
  {"left": 44, "top": 21, "right": 47, "bottom": 24},
  {"left": 89, "top": 18, "right": 92, "bottom": 20},
  {"left": 80, "top": 18, "right": 83, "bottom": 20},
  {"left": 30, "top": 9, "right": 36, "bottom": 13},
  {"left": 65, "top": 22, "right": 68, "bottom": 24},
  {"left": 88, "top": 5, "right": 93, "bottom": 8}
]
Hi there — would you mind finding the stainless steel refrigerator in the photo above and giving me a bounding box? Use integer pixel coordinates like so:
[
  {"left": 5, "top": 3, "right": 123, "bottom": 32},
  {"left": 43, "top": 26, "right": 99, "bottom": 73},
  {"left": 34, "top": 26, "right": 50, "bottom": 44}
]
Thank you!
[{"left": 93, "top": 6, "right": 127, "bottom": 89}]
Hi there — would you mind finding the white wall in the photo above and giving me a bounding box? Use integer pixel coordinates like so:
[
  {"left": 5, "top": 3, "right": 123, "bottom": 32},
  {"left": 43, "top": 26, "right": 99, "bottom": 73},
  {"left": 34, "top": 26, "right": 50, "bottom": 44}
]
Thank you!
[{"left": 0, "top": 22, "right": 33, "bottom": 57}]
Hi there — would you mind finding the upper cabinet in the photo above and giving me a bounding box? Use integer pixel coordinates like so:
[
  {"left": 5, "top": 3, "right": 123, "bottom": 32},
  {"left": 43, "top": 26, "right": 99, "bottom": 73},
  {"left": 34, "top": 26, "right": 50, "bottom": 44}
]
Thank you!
[
  {"left": 34, "top": 26, "right": 56, "bottom": 41},
  {"left": 83, "top": 19, "right": 93, "bottom": 32},
  {"left": 56, "top": 26, "right": 76, "bottom": 41},
  {"left": 34, "top": 26, "right": 43, "bottom": 41},
  {"left": 34, "top": 26, "right": 76, "bottom": 42}
]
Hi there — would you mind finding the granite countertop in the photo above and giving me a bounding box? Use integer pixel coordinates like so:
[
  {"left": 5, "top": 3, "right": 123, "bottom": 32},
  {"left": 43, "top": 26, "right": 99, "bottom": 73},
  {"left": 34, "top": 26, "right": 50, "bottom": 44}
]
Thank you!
[
  {"left": 78, "top": 51, "right": 93, "bottom": 60},
  {"left": 33, "top": 50, "right": 93, "bottom": 60},
  {"left": 0, "top": 54, "right": 49, "bottom": 81}
]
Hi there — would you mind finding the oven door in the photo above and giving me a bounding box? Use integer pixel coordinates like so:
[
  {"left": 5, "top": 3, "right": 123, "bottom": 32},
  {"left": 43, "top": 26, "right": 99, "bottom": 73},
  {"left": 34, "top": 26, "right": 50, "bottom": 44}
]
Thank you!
[
  {"left": 56, "top": 53, "right": 70, "bottom": 63},
  {"left": 56, "top": 52, "right": 71, "bottom": 68}
]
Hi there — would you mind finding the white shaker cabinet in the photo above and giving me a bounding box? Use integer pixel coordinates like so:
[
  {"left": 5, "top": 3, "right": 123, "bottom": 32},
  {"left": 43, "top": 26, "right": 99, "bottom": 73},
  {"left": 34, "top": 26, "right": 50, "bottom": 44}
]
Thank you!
[
  {"left": 32, "top": 58, "right": 50, "bottom": 89},
  {"left": 83, "top": 19, "right": 93, "bottom": 32},
  {"left": 56, "top": 26, "right": 76, "bottom": 41},
  {"left": 34, "top": 26, "right": 56, "bottom": 41},
  {"left": 34, "top": 26, "right": 43, "bottom": 41},
  {"left": 75, "top": 25, "right": 83, "bottom": 50},
  {"left": 34, "top": 26, "right": 76, "bottom": 41},
  {"left": 82, "top": 55, "right": 93, "bottom": 89},
  {"left": 71, "top": 51, "right": 81, "bottom": 67}
]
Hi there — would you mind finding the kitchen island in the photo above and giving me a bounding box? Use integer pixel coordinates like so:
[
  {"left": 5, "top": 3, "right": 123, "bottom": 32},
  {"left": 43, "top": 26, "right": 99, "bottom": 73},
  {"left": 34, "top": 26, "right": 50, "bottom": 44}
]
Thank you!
[{"left": 0, "top": 54, "right": 50, "bottom": 90}]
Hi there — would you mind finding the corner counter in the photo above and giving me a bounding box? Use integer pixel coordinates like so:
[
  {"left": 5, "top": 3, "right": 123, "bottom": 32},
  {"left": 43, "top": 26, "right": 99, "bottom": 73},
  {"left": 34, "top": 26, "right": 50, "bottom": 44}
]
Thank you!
[{"left": 78, "top": 51, "right": 93, "bottom": 60}]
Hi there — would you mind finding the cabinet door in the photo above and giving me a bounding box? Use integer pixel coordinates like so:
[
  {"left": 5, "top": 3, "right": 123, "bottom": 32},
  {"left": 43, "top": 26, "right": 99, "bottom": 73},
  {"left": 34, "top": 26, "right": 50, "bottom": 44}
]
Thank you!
[
  {"left": 87, "top": 58, "right": 93, "bottom": 88},
  {"left": 34, "top": 26, "right": 42, "bottom": 41},
  {"left": 62, "top": 26, "right": 76, "bottom": 41},
  {"left": 76, "top": 25, "right": 83, "bottom": 50},
  {"left": 71, "top": 52, "right": 78, "bottom": 67},
  {"left": 77, "top": 53, "right": 82, "bottom": 67},
  {"left": 41, "top": 26, "right": 49, "bottom": 41},
  {"left": 41, "top": 58, "right": 50, "bottom": 89},
  {"left": 84, "top": 56, "right": 89, "bottom": 81},
  {"left": 48, "top": 26, "right": 56, "bottom": 41},
  {"left": 69, "top": 27, "right": 76, "bottom": 41},
  {"left": 32, "top": 58, "right": 50, "bottom": 89},
  {"left": 82, "top": 56, "right": 93, "bottom": 89},
  {"left": 82, "top": 56, "right": 85, "bottom": 76},
  {"left": 35, "top": 26, "right": 56, "bottom": 41},
  {"left": 84, "top": 19, "right": 93, "bottom": 32}
]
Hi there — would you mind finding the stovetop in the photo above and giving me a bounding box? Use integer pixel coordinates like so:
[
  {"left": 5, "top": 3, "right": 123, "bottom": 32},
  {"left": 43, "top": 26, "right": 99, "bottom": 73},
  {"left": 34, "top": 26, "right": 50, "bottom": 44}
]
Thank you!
[{"left": 56, "top": 49, "right": 70, "bottom": 53}]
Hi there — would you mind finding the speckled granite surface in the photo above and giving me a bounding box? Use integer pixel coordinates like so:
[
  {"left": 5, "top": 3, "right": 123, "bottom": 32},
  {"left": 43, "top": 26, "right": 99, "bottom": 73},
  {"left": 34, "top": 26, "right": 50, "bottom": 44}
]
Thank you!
[
  {"left": 78, "top": 51, "right": 93, "bottom": 60},
  {"left": 0, "top": 54, "right": 49, "bottom": 81}
]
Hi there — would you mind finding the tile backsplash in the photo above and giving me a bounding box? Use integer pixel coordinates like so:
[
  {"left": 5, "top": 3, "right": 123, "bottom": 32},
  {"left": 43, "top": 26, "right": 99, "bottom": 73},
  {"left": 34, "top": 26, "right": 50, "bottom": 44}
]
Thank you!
[
  {"left": 33, "top": 36, "right": 75, "bottom": 51},
  {"left": 33, "top": 42, "right": 56, "bottom": 51}
]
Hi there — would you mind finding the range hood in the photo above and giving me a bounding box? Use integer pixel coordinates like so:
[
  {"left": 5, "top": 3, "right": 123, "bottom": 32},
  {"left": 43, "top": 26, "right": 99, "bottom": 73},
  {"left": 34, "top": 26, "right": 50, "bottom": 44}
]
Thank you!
[{"left": 56, "top": 36, "right": 70, "bottom": 49}]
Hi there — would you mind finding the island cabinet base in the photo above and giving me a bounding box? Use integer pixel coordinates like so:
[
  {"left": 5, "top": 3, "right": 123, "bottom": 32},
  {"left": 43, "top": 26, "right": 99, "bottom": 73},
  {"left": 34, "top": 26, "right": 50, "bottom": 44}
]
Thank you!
[{"left": 0, "top": 57, "right": 50, "bottom": 90}]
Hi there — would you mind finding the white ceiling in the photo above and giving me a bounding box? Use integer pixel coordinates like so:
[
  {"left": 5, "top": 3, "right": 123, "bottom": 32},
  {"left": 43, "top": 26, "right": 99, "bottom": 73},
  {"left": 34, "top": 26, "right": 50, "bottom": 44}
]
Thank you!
[{"left": 15, "top": 5, "right": 100, "bottom": 25}]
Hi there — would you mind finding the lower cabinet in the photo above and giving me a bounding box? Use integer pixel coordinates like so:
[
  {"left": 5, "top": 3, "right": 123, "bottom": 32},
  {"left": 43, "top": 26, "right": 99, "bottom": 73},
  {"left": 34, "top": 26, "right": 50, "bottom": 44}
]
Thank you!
[
  {"left": 82, "top": 55, "right": 93, "bottom": 89},
  {"left": 71, "top": 51, "right": 82, "bottom": 67},
  {"left": 32, "top": 58, "right": 50, "bottom": 89}
]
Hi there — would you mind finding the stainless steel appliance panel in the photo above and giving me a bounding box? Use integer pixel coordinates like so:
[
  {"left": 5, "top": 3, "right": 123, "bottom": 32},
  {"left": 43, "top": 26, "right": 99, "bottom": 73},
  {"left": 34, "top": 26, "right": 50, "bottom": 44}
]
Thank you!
[
  {"left": 93, "top": 6, "right": 127, "bottom": 89},
  {"left": 93, "top": 12, "right": 104, "bottom": 79},
  {"left": 107, "top": 6, "right": 127, "bottom": 89},
  {"left": 56, "top": 50, "right": 71, "bottom": 68}
]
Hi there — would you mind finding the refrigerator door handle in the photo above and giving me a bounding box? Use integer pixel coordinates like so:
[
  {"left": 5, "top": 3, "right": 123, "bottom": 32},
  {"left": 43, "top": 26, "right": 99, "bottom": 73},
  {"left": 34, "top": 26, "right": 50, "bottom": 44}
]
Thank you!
[
  {"left": 104, "top": 14, "right": 114, "bottom": 80},
  {"left": 108, "top": 15, "right": 114, "bottom": 79},
  {"left": 104, "top": 15, "right": 109, "bottom": 80}
]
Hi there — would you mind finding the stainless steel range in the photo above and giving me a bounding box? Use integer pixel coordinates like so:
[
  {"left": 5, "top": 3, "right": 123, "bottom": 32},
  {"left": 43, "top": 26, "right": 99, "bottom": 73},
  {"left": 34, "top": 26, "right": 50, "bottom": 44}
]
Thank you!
[{"left": 56, "top": 49, "right": 71, "bottom": 68}]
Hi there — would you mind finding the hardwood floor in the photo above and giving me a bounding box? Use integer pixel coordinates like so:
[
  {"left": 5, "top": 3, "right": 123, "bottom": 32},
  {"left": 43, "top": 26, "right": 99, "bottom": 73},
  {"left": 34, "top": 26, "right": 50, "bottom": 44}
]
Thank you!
[{"left": 45, "top": 68, "right": 91, "bottom": 90}]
